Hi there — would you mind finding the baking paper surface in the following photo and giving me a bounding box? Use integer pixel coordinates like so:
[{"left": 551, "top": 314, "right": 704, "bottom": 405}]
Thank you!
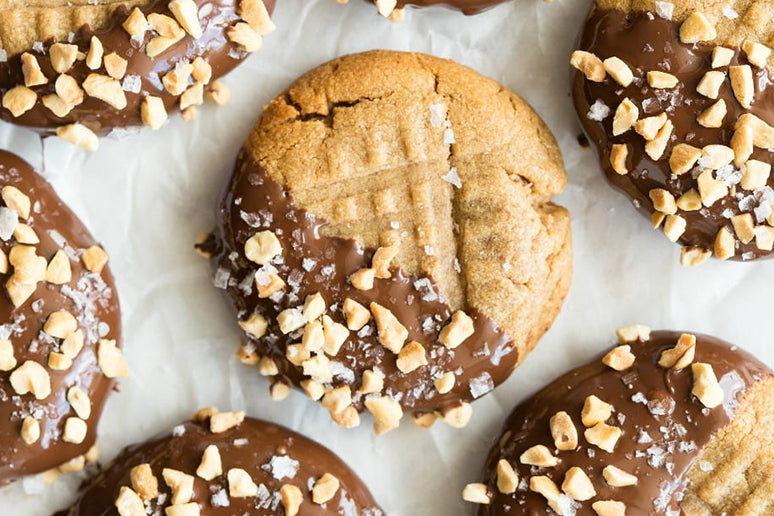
[{"left": 1, "top": 0, "right": 773, "bottom": 514}]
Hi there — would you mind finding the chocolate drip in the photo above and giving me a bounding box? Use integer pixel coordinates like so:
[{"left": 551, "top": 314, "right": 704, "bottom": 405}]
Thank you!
[
  {"left": 0, "top": 151, "right": 121, "bottom": 484},
  {"left": 206, "top": 149, "right": 513, "bottom": 417},
  {"left": 0, "top": 0, "right": 275, "bottom": 134},
  {"left": 478, "top": 331, "right": 772, "bottom": 515},
  {"left": 59, "top": 416, "right": 383, "bottom": 515},
  {"left": 573, "top": 9, "right": 774, "bottom": 260}
]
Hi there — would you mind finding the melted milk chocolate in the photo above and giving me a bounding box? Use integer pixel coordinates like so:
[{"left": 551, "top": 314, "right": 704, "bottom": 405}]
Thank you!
[
  {"left": 478, "top": 330, "right": 772, "bottom": 515},
  {"left": 59, "top": 416, "right": 383, "bottom": 515},
  {"left": 573, "top": 9, "right": 774, "bottom": 260},
  {"left": 0, "top": 151, "right": 121, "bottom": 484},
  {"left": 0, "top": 0, "right": 275, "bottom": 134},
  {"left": 206, "top": 149, "right": 514, "bottom": 419}
]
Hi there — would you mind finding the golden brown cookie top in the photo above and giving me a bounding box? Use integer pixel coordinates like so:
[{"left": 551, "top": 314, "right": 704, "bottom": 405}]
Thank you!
[
  {"left": 463, "top": 327, "right": 774, "bottom": 515},
  {"left": 205, "top": 50, "right": 571, "bottom": 435},
  {"left": 0, "top": 0, "right": 276, "bottom": 148},
  {"left": 0, "top": 150, "right": 122, "bottom": 485},
  {"left": 573, "top": 3, "right": 774, "bottom": 263},
  {"left": 59, "top": 411, "right": 384, "bottom": 516}
]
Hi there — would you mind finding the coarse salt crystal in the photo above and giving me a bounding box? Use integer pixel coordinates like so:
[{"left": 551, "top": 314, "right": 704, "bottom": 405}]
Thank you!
[
  {"left": 587, "top": 100, "right": 610, "bottom": 121},
  {"left": 0, "top": 207, "right": 18, "bottom": 240},
  {"left": 268, "top": 455, "right": 299, "bottom": 480},
  {"left": 722, "top": 5, "right": 739, "bottom": 18},
  {"left": 442, "top": 167, "right": 462, "bottom": 188},
  {"left": 429, "top": 104, "right": 445, "bottom": 127},
  {"left": 655, "top": 2, "right": 674, "bottom": 20}
]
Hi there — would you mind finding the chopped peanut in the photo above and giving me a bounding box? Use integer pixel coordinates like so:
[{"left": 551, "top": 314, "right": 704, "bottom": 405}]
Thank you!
[
  {"left": 163, "top": 468, "right": 195, "bottom": 504},
  {"left": 647, "top": 70, "right": 678, "bottom": 88},
  {"left": 312, "top": 473, "right": 340, "bottom": 504},
  {"left": 370, "top": 302, "right": 408, "bottom": 354},
  {"left": 584, "top": 422, "right": 621, "bottom": 452},
  {"left": 434, "top": 371, "right": 455, "bottom": 394},
  {"left": 692, "top": 362, "right": 724, "bottom": 408},
  {"left": 570, "top": 51, "right": 606, "bottom": 82},
  {"left": 520, "top": 444, "right": 558, "bottom": 467},
  {"left": 696, "top": 71, "right": 725, "bottom": 99},
  {"left": 462, "top": 483, "right": 491, "bottom": 504},
  {"left": 603, "top": 465, "right": 638, "bottom": 487},
  {"left": 9, "top": 360, "right": 51, "bottom": 399},
  {"left": 396, "top": 340, "right": 427, "bottom": 373},
  {"left": 438, "top": 310, "right": 474, "bottom": 349},
  {"left": 549, "top": 411, "right": 578, "bottom": 451},
  {"left": 130, "top": 463, "right": 158, "bottom": 500},
  {"left": 616, "top": 324, "right": 650, "bottom": 343},
  {"left": 581, "top": 395, "right": 612, "bottom": 427},
  {"left": 228, "top": 468, "right": 258, "bottom": 497},
  {"left": 612, "top": 98, "right": 638, "bottom": 136},
  {"left": 697, "top": 99, "right": 726, "bottom": 128},
  {"left": 364, "top": 395, "right": 403, "bottom": 435},
  {"left": 679, "top": 13, "right": 717, "bottom": 43},
  {"left": 602, "top": 57, "right": 633, "bottom": 87},
  {"left": 280, "top": 484, "right": 303, "bottom": 516},
  {"left": 244, "top": 230, "right": 281, "bottom": 264},
  {"left": 602, "top": 345, "right": 635, "bottom": 371},
  {"left": 210, "top": 410, "right": 245, "bottom": 433},
  {"left": 63, "top": 417, "right": 87, "bottom": 444},
  {"left": 714, "top": 226, "right": 736, "bottom": 260},
  {"left": 562, "top": 467, "right": 596, "bottom": 501},
  {"left": 496, "top": 459, "right": 518, "bottom": 494},
  {"left": 730, "top": 65, "right": 754, "bottom": 108}
]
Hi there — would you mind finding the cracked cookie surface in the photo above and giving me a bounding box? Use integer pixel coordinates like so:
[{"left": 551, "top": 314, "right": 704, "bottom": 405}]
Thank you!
[{"left": 205, "top": 50, "right": 571, "bottom": 434}]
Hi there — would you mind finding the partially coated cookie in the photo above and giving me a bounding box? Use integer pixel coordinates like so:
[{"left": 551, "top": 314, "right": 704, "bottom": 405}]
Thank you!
[
  {"left": 463, "top": 327, "right": 774, "bottom": 515},
  {"left": 202, "top": 50, "right": 571, "bottom": 435},
  {"left": 572, "top": 1, "right": 774, "bottom": 264},
  {"left": 0, "top": 0, "right": 276, "bottom": 150},
  {"left": 58, "top": 410, "right": 383, "bottom": 516},
  {"left": 0, "top": 150, "right": 123, "bottom": 485}
]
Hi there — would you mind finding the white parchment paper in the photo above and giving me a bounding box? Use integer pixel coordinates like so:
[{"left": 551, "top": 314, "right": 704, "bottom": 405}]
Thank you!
[{"left": 1, "top": 0, "right": 773, "bottom": 514}]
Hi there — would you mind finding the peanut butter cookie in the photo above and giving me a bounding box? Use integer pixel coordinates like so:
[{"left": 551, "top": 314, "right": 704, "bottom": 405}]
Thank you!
[
  {"left": 201, "top": 50, "right": 571, "bottom": 435},
  {"left": 0, "top": 0, "right": 276, "bottom": 150},
  {"left": 0, "top": 151, "right": 122, "bottom": 485},
  {"left": 463, "top": 327, "right": 774, "bottom": 515},
  {"left": 573, "top": 1, "right": 774, "bottom": 264},
  {"left": 58, "top": 410, "right": 383, "bottom": 516}
]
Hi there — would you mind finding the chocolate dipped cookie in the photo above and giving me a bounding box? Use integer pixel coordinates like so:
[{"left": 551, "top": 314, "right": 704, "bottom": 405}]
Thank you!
[
  {"left": 58, "top": 409, "right": 383, "bottom": 516},
  {"left": 463, "top": 326, "right": 774, "bottom": 515},
  {"left": 356, "top": 0, "right": 510, "bottom": 20},
  {"left": 572, "top": 1, "right": 774, "bottom": 264},
  {"left": 0, "top": 151, "right": 123, "bottom": 485},
  {"left": 0, "top": 0, "right": 276, "bottom": 150},
  {"left": 201, "top": 50, "right": 571, "bottom": 435}
]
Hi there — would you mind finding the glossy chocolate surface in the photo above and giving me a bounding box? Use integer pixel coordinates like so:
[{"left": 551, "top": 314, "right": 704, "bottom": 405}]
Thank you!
[
  {"left": 573, "top": 8, "right": 774, "bottom": 260},
  {"left": 0, "top": 0, "right": 275, "bottom": 134},
  {"left": 205, "top": 149, "right": 514, "bottom": 417},
  {"left": 0, "top": 150, "right": 121, "bottom": 484},
  {"left": 478, "top": 330, "right": 772, "bottom": 514},
  {"left": 60, "top": 416, "right": 383, "bottom": 515}
]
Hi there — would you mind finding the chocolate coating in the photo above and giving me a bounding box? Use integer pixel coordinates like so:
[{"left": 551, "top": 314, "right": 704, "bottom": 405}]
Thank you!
[
  {"left": 205, "top": 150, "right": 513, "bottom": 418},
  {"left": 478, "top": 330, "right": 772, "bottom": 514},
  {"left": 59, "top": 416, "right": 383, "bottom": 515},
  {"left": 0, "top": 0, "right": 276, "bottom": 134},
  {"left": 0, "top": 151, "right": 121, "bottom": 484},
  {"left": 573, "top": 8, "right": 774, "bottom": 260}
]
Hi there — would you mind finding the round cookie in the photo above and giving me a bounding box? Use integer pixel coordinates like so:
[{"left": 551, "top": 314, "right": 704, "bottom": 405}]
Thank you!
[
  {"left": 202, "top": 50, "right": 571, "bottom": 434},
  {"left": 58, "top": 410, "right": 384, "bottom": 515},
  {"left": 363, "top": 0, "right": 509, "bottom": 19},
  {"left": 0, "top": 151, "right": 123, "bottom": 484},
  {"left": 0, "top": 0, "right": 276, "bottom": 150},
  {"left": 463, "top": 327, "right": 774, "bottom": 515},
  {"left": 572, "top": 1, "right": 774, "bottom": 264}
]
